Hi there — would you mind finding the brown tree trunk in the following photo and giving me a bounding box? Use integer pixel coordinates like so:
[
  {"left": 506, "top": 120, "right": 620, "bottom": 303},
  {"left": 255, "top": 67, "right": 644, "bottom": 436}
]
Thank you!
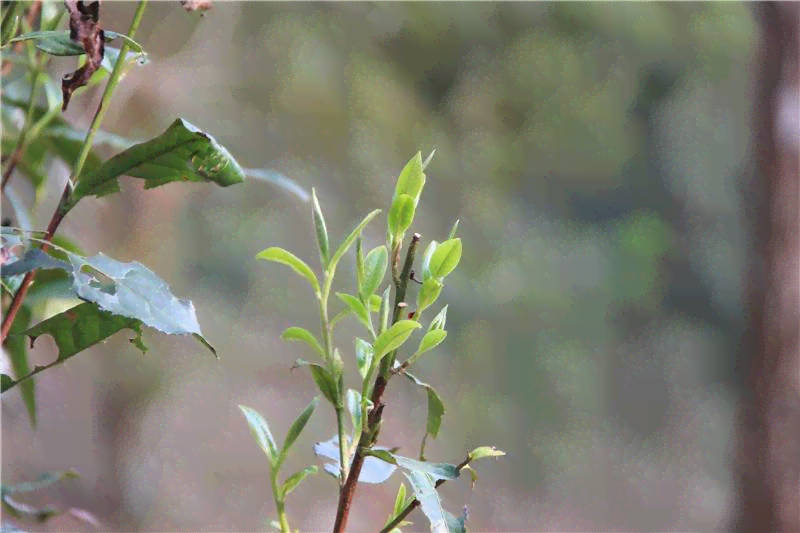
[{"left": 731, "top": 4, "right": 800, "bottom": 532}]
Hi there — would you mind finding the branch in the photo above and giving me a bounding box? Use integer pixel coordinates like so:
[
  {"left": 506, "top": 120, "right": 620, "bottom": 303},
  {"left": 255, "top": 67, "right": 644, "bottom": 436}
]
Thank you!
[{"left": 331, "top": 233, "right": 421, "bottom": 533}]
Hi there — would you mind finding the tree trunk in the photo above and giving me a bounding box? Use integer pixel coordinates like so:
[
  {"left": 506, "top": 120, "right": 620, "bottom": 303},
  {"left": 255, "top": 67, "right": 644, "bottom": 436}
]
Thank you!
[{"left": 731, "top": 4, "right": 800, "bottom": 532}]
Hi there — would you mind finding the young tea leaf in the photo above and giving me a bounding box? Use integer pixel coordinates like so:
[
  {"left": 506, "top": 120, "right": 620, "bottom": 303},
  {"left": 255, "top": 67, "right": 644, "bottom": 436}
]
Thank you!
[
  {"left": 421, "top": 149, "right": 436, "bottom": 170},
  {"left": 405, "top": 329, "right": 447, "bottom": 368},
  {"left": 345, "top": 389, "right": 362, "bottom": 435},
  {"left": 394, "top": 482, "right": 408, "bottom": 516},
  {"left": 238, "top": 405, "right": 278, "bottom": 466},
  {"left": 311, "top": 189, "right": 330, "bottom": 268},
  {"left": 281, "top": 466, "right": 318, "bottom": 498},
  {"left": 327, "top": 209, "right": 382, "bottom": 276},
  {"left": 378, "top": 286, "right": 391, "bottom": 335},
  {"left": 447, "top": 219, "right": 460, "bottom": 240},
  {"left": 387, "top": 194, "right": 415, "bottom": 239},
  {"left": 66, "top": 119, "right": 245, "bottom": 212},
  {"left": 293, "top": 360, "right": 339, "bottom": 407},
  {"left": 1, "top": 302, "right": 146, "bottom": 394},
  {"left": 278, "top": 396, "right": 319, "bottom": 469},
  {"left": 373, "top": 320, "right": 421, "bottom": 361},
  {"left": 359, "top": 245, "right": 387, "bottom": 302},
  {"left": 281, "top": 327, "right": 325, "bottom": 360},
  {"left": 427, "top": 306, "right": 448, "bottom": 333},
  {"left": 416, "top": 277, "right": 443, "bottom": 314},
  {"left": 355, "top": 338, "right": 373, "bottom": 380},
  {"left": 420, "top": 240, "right": 438, "bottom": 281},
  {"left": 468, "top": 446, "right": 506, "bottom": 462},
  {"left": 394, "top": 152, "right": 425, "bottom": 205},
  {"left": 257, "top": 247, "right": 320, "bottom": 294},
  {"left": 428, "top": 238, "right": 462, "bottom": 280},
  {"left": 336, "top": 293, "right": 371, "bottom": 330}
]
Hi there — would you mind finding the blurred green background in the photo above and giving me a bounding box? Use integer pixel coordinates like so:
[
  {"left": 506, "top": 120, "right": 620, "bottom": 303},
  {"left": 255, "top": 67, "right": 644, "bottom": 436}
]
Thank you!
[{"left": 3, "top": 2, "right": 760, "bottom": 531}]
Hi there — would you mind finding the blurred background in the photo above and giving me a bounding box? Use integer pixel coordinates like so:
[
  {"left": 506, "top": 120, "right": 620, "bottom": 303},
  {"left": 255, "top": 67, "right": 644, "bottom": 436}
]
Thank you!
[{"left": 1, "top": 2, "right": 786, "bottom": 531}]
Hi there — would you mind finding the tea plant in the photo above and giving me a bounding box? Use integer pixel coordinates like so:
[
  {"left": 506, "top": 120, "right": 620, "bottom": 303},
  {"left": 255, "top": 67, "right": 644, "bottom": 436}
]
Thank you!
[
  {"left": 1, "top": 1, "right": 503, "bottom": 531},
  {"left": 243, "top": 151, "right": 504, "bottom": 533}
]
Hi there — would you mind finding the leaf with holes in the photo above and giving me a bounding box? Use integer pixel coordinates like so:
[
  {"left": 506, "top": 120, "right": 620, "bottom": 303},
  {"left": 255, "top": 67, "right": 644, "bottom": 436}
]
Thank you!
[
  {"left": 66, "top": 252, "right": 215, "bottom": 357},
  {"left": 66, "top": 119, "right": 245, "bottom": 212},
  {"left": 2, "top": 302, "right": 146, "bottom": 394}
]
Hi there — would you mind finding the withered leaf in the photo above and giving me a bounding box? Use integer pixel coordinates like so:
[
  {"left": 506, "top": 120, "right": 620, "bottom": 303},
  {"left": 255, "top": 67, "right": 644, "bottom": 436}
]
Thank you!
[{"left": 62, "top": 0, "right": 105, "bottom": 111}]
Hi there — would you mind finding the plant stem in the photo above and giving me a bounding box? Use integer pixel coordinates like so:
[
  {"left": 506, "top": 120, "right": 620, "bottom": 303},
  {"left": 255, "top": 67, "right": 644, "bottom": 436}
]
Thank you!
[
  {"left": 0, "top": 0, "right": 149, "bottom": 343},
  {"left": 379, "top": 456, "right": 471, "bottom": 533},
  {"left": 270, "top": 471, "right": 290, "bottom": 533},
  {"left": 331, "top": 233, "right": 420, "bottom": 533}
]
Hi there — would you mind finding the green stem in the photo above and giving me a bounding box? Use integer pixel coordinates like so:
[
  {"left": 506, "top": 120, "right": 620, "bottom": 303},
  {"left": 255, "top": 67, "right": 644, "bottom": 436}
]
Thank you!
[{"left": 270, "top": 471, "right": 290, "bottom": 533}]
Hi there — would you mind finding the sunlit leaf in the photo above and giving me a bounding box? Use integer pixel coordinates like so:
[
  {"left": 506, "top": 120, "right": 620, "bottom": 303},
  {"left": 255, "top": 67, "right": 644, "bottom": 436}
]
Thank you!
[
  {"left": 257, "top": 247, "right": 320, "bottom": 294},
  {"left": 428, "top": 239, "right": 462, "bottom": 280},
  {"left": 281, "top": 327, "right": 325, "bottom": 360},
  {"left": 327, "top": 209, "right": 382, "bottom": 276},
  {"left": 278, "top": 396, "right": 319, "bottom": 469},
  {"left": 360, "top": 245, "right": 388, "bottom": 301},
  {"left": 373, "top": 320, "right": 421, "bottom": 362},
  {"left": 239, "top": 405, "right": 278, "bottom": 465}
]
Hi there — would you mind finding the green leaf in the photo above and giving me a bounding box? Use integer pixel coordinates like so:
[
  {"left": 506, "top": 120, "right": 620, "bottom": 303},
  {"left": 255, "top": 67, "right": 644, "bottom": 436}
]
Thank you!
[
  {"left": 66, "top": 253, "right": 215, "bottom": 357},
  {"left": 428, "top": 239, "right": 462, "bottom": 279},
  {"left": 311, "top": 189, "right": 330, "bottom": 268},
  {"left": 1, "top": 302, "right": 146, "bottom": 394},
  {"left": 417, "top": 277, "right": 443, "bottom": 314},
  {"left": 403, "top": 471, "right": 463, "bottom": 533},
  {"left": 421, "top": 149, "right": 436, "bottom": 170},
  {"left": 238, "top": 405, "right": 278, "bottom": 466},
  {"left": 378, "top": 286, "right": 391, "bottom": 334},
  {"left": 388, "top": 194, "right": 416, "bottom": 238},
  {"left": 420, "top": 241, "right": 438, "bottom": 281},
  {"left": 293, "top": 360, "right": 339, "bottom": 407},
  {"left": 373, "top": 320, "right": 421, "bottom": 361},
  {"left": 6, "top": 30, "right": 144, "bottom": 56},
  {"left": 364, "top": 448, "right": 398, "bottom": 465},
  {"left": 394, "top": 482, "right": 408, "bottom": 515},
  {"left": 356, "top": 236, "right": 364, "bottom": 294},
  {"left": 4, "top": 306, "right": 36, "bottom": 427},
  {"left": 468, "top": 446, "right": 506, "bottom": 462},
  {"left": 427, "top": 306, "right": 448, "bottom": 333},
  {"left": 447, "top": 219, "right": 459, "bottom": 240},
  {"left": 394, "top": 455, "right": 459, "bottom": 481},
  {"left": 355, "top": 338, "right": 373, "bottom": 380},
  {"left": 281, "top": 466, "right": 318, "bottom": 497},
  {"left": 406, "top": 329, "right": 447, "bottom": 368},
  {"left": 327, "top": 209, "right": 382, "bottom": 277},
  {"left": 398, "top": 368, "right": 446, "bottom": 441},
  {"left": 345, "top": 389, "right": 362, "bottom": 435},
  {"left": 257, "top": 247, "right": 320, "bottom": 294},
  {"left": 67, "top": 118, "right": 245, "bottom": 212},
  {"left": 394, "top": 152, "right": 425, "bottom": 205},
  {"left": 368, "top": 293, "right": 382, "bottom": 312},
  {"left": 278, "top": 396, "right": 319, "bottom": 469},
  {"left": 360, "top": 245, "right": 388, "bottom": 302},
  {"left": 281, "top": 327, "right": 325, "bottom": 360},
  {"left": 336, "top": 292, "right": 370, "bottom": 330}
]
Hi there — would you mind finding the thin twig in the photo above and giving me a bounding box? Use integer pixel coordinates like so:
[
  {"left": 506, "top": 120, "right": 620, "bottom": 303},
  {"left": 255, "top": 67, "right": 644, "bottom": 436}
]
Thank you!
[{"left": 332, "top": 233, "right": 421, "bottom": 533}]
